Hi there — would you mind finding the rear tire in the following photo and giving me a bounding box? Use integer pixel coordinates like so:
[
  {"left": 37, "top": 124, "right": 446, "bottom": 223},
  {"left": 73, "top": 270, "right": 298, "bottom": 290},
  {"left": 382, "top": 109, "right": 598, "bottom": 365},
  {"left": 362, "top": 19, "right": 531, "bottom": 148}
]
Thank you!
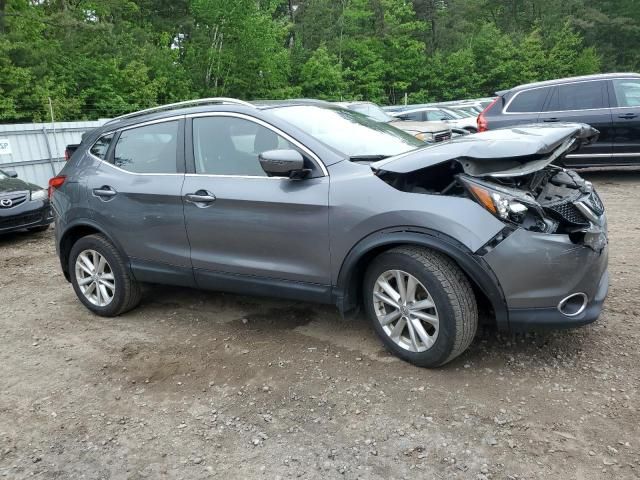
[
  {"left": 69, "top": 234, "right": 141, "bottom": 317},
  {"left": 363, "top": 246, "right": 477, "bottom": 367}
]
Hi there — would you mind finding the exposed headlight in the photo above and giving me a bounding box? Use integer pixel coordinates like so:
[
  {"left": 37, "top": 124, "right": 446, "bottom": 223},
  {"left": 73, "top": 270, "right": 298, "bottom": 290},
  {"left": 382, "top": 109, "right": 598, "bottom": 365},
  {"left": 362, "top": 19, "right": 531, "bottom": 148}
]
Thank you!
[
  {"left": 415, "top": 132, "right": 434, "bottom": 142},
  {"left": 30, "top": 189, "right": 47, "bottom": 201},
  {"left": 458, "top": 175, "right": 536, "bottom": 224}
]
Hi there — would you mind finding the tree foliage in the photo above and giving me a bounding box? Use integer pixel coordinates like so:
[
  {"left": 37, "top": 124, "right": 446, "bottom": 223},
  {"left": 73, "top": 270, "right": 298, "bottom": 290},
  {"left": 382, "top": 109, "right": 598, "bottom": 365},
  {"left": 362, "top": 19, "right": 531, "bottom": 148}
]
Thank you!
[{"left": 0, "top": 0, "right": 635, "bottom": 121}]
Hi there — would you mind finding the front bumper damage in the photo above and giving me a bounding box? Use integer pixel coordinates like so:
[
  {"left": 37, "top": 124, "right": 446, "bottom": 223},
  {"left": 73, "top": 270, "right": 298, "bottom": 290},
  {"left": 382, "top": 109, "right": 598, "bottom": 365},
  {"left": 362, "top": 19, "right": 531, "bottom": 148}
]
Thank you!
[
  {"left": 482, "top": 223, "right": 608, "bottom": 331},
  {"left": 372, "top": 123, "right": 609, "bottom": 331}
]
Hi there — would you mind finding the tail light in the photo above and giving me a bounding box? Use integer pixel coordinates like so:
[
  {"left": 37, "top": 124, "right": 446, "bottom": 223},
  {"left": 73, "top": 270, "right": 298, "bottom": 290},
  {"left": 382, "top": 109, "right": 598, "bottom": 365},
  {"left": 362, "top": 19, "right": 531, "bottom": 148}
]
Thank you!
[
  {"left": 48, "top": 175, "right": 66, "bottom": 199},
  {"left": 477, "top": 97, "right": 500, "bottom": 132}
]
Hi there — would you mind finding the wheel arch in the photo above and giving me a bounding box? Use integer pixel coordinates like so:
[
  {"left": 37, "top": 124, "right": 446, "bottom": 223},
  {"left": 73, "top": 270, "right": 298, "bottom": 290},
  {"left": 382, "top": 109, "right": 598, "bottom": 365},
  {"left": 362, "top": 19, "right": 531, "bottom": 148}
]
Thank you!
[
  {"left": 58, "top": 221, "right": 127, "bottom": 281},
  {"left": 333, "top": 227, "right": 509, "bottom": 330}
]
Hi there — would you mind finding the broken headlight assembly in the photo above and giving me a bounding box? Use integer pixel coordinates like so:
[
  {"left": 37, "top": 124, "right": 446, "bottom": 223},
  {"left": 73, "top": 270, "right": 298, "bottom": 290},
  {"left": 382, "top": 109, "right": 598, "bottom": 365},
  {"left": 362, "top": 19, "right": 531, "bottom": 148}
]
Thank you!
[{"left": 458, "top": 175, "right": 555, "bottom": 232}]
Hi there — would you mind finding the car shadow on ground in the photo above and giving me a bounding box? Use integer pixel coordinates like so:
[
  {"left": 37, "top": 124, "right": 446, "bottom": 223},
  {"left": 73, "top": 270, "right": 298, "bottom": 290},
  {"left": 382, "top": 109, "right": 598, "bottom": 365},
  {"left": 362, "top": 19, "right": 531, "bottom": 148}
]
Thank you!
[
  {"left": 0, "top": 228, "right": 50, "bottom": 246},
  {"left": 137, "top": 283, "right": 592, "bottom": 371}
]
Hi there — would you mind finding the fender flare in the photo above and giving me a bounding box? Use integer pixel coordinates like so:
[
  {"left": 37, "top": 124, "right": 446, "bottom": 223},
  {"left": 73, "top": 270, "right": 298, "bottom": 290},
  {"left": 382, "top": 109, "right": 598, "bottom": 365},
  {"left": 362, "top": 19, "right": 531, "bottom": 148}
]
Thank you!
[
  {"left": 334, "top": 227, "right": 509, "bottom": 330},
  {"left": 57, "top": 219, "right": 129, "bottom": 280}
]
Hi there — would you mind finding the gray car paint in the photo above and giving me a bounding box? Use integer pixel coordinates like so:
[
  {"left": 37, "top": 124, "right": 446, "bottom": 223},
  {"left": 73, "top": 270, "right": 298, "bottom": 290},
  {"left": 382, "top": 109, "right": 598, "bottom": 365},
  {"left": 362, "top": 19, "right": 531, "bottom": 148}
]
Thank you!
[
  {"left": 87, "top": 161, "right": 191, "bottom": 268},
  {"left": 54, "top": 101, "right": 608, "bottom": 332},
  {"left": 183, "top": 174, "right": 331, "bottom": 285},
  {"left": 326, "top": 159, "right": 505, "bottom": 286}
]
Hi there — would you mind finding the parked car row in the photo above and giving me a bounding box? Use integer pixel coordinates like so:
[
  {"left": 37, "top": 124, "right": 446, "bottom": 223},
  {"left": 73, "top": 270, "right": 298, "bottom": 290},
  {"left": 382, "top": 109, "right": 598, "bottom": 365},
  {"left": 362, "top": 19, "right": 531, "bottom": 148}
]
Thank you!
[
  {"left": 0, "top": 168, "right": 53, "bottom": 235},
  {"left": 335, "top": 101, "right": 453, "bottom": 142},
  {"left": 478, "top": 73, "right": 640, "bottom": 168},
  {"left": 49, "top": 97, "right": 608, "bottom": 368}
]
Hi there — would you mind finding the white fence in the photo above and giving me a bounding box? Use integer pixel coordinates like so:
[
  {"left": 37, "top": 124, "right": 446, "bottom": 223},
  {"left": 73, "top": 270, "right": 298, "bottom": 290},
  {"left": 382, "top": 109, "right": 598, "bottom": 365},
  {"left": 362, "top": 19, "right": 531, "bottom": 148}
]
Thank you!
[{"left": 0, "top": 120, "right": 108, "bottom": 187}]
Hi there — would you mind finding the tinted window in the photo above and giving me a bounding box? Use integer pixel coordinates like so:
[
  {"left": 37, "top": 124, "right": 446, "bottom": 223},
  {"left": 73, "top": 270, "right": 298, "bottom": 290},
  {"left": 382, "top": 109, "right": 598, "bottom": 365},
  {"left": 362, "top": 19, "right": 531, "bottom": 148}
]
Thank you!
[
  {"left": 113, "top": 121, "right": 179, "bottom": 173},
  {"left": 270, "top": 105, "right": 424, "bottom": 157},
  {"left": 546, "top": 81, "right": 607, "bottom": 111},
  {"left": 192, "top": 117, "right": 295, "bottom": 176},
  {"left": 507, "top": 88, "right": 549, "bottom": 113},
  {"left": 613, "top": 79, "right": 640, "bottom": 107},
  {"left": 90, "top": 133, "right": 114, "bottom": 159}
]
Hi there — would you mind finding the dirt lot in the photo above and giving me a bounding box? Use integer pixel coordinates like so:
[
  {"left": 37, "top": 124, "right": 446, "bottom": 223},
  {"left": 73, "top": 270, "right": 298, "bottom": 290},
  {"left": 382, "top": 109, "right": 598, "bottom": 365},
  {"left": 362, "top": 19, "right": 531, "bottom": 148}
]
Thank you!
[{"left": 1, "top": 172, "right": 639, "bottom": 480}]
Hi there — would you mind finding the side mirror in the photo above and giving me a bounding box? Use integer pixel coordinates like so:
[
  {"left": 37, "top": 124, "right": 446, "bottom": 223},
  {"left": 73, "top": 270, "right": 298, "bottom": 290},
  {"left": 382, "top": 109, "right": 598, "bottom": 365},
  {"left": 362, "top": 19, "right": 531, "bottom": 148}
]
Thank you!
[
  {"left": 259, "top": 149, "right": 308, "bottom": 179},
  {"left": 5, "top": 170, "right": 18, "bottom": 178},
  {"left": 440, "top": 117, "right": 449, "bottom": 121}
]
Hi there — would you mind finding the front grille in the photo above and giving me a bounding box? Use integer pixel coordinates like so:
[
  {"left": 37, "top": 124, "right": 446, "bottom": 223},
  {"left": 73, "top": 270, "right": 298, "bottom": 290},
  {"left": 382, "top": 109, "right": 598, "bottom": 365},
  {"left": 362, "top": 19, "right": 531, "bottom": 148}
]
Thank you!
[
  {"left": 547, "top": 202, "right": 589, "bottom": 226},
  {"left": 0, "top": 211, "right": 43, "bottom": 230},
  {"left": 434, "top": 132, "right": 451, "bottom": 142},
  {"left": 0, "top": 193, "right": 27, "bottom": 209},
  {"left": 587, "top": 191, "right": 604, "bottom": 216}
]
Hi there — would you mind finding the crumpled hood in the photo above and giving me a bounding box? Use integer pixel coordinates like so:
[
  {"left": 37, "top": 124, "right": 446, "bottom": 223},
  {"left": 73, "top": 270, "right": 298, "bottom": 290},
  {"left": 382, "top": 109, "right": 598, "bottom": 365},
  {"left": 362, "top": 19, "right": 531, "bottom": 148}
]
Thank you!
[{"left": 371, "top": 123, "right": 598, "bottom": 177}]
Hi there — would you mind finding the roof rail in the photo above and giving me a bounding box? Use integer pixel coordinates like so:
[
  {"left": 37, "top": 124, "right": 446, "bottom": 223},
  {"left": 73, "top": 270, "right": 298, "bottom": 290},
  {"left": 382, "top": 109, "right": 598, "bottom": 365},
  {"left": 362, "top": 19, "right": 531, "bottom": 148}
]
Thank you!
[{"left": 105, "top": 97, "right": 254, "bottom": 125}]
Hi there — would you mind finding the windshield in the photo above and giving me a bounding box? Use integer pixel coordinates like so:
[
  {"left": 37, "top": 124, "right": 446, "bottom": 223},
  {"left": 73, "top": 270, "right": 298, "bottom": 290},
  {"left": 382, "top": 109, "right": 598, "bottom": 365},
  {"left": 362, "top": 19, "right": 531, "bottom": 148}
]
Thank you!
[
  {"left": 347, "top": 103, "right": 394, "bottom": 123},
  {"left": 269, "top": 105, "right": 424, "bottom": 158},
  {"left": 441, "top": 108, "right": 463, "bottom": 119}
]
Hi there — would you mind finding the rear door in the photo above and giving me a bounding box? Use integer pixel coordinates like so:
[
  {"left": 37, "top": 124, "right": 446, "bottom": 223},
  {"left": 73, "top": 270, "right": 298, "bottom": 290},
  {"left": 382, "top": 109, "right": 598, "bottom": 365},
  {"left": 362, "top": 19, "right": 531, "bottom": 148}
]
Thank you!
[
  {"left": 537, "top": 80, "right": 613, "bottom": 167},
  {"left": 492, "top": 86, "right": 551, "bottom": 129},
  {"left": 609, "top": 77, "right": 640, "bottom": 165},
  {"left": 182, "top": 113, "right": 331, "bottom": 300},
  {"left": 86, "top": 117, "right": 193, "bottom": 285}
]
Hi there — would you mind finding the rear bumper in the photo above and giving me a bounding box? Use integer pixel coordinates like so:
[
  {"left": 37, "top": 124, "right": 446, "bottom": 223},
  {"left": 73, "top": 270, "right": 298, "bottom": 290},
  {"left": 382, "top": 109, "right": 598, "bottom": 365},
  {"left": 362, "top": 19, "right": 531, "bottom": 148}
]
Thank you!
[{"left": 0, "top": 201, "right": 54, "bottom": 234}]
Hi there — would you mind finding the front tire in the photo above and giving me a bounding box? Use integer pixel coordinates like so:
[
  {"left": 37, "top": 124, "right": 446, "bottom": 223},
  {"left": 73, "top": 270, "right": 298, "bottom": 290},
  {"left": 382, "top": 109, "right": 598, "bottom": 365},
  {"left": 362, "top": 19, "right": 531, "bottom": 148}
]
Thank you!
[
  {"left": 363, "top": 246, "right": 477, "bottom": 367},
  {"left": 69, "top": 234, "right": 141, "bottom": 317}
]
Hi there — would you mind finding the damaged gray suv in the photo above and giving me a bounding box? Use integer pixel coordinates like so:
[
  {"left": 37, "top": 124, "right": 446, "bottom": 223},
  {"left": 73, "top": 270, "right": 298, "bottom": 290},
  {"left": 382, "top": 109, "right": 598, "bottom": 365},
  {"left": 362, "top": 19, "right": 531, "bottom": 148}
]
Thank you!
[{"left": 51, "top": 99, "right": 608, "bottom": 367}]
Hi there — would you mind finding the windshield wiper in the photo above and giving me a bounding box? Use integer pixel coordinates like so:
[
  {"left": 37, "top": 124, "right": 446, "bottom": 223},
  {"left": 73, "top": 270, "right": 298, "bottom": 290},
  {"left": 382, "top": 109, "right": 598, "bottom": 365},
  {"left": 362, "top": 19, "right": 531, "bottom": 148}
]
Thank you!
[{"left": 349, "top": 155, "right": 390, "bottom": 162}]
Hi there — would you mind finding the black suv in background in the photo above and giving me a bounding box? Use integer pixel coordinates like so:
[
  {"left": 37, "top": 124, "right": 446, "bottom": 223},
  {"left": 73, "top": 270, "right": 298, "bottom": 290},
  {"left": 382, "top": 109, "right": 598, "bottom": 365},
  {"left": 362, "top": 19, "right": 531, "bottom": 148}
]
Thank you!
[{"left": 478, "top": 73, "right": 640, "bottom": 167}]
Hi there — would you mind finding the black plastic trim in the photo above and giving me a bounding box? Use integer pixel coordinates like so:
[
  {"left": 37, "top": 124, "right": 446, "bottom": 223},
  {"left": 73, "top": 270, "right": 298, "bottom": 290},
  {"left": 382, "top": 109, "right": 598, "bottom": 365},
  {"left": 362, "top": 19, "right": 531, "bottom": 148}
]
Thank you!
[
  {"left": 333, "top": 227, "right": 509, "bottom": 330},
  {"left": 195, "top": 268, "right": 332, "bottom": 304}
]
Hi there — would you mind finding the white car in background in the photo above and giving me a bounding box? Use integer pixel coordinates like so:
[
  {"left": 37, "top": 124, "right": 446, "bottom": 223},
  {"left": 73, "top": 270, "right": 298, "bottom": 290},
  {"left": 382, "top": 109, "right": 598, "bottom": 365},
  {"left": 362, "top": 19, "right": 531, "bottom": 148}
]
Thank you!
[
  {"left": 336, "top": 101, "right": 452, "bottom": 143},
  {"left": 391, "top": 106, "right": 478, "bottom": 133}
]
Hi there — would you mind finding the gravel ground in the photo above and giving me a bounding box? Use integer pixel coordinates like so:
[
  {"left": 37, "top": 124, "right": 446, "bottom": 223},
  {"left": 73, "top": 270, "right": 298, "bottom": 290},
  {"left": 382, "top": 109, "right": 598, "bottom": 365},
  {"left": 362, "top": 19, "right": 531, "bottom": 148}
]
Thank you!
[{"left": 0, "top": 171, "right": 639, "bottom": 480}]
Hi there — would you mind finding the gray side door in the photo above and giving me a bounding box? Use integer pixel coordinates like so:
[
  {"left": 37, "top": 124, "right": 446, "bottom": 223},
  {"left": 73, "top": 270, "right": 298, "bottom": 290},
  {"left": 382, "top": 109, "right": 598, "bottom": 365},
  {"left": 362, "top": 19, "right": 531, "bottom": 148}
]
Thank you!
[
  {"left": 86, "top": 117, "right": 194, "bottom": 285},
  {"left": 182, "top": 113, "right": 331, "bottom": 300}
]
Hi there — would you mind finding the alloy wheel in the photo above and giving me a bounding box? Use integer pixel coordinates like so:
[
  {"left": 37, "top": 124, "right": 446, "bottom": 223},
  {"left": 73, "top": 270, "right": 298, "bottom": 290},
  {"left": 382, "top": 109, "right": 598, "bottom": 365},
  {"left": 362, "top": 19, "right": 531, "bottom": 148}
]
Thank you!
[
  {"left": 74, "top": 249, "right": 115, "bottom": 307},
  {"left": 372, "top": 269, "right": 439, "bottom": 352}
]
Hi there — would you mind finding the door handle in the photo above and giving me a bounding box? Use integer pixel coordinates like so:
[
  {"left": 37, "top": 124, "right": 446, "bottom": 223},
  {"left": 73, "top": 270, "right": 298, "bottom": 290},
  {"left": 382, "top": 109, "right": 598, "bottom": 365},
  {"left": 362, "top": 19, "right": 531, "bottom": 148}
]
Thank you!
[
  {"left": 185, "top": 190, "right": 216, "bottom": 205},
  {"left": 93, "top": 186, "right": 117, "bottom": 198},
  {"left": 618, "top": 113, "right": 638, "bottom": 119},
  {"left": 543, "top": 117, "right": 559, "bottom": 122}
]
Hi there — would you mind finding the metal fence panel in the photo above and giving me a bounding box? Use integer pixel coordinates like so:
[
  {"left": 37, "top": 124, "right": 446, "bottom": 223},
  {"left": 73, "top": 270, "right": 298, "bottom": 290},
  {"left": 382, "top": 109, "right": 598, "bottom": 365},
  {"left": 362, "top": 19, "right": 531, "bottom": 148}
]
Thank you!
[{"left": 0, "top": 120, "right": 108, "bottom": 187}]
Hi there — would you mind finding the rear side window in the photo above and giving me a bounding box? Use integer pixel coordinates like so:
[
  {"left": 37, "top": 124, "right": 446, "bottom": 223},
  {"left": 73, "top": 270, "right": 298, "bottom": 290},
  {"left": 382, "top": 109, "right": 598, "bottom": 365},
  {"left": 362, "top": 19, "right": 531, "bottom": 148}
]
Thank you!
[
  {"left": 612, "top": 79, "right": 640, "bottom": 107},
  {"left": 506, "top": 88, "right": 549, "bottom": 113},
  {"left": 90, "top": 133, "right": 113, "bottom": 159},
  {"left": 546, "top": 81, "right": 608, "bottom": 111},
  {"left": 113, "top": 121, "right": 179, "bottom": 173},
  {"left": 192, "top": 116, "right": 296, "bottom": 176}
]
